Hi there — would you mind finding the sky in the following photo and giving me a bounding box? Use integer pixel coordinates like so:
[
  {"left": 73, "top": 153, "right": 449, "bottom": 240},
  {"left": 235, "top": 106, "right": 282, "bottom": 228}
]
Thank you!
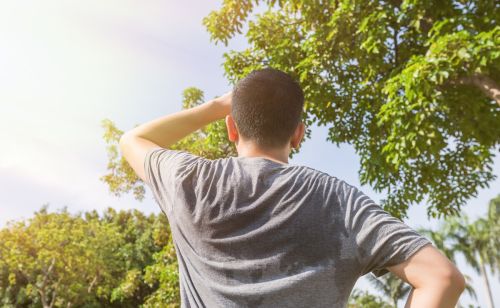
[{"left": 0, "top": 0, "right": 498, "bottom": 306}]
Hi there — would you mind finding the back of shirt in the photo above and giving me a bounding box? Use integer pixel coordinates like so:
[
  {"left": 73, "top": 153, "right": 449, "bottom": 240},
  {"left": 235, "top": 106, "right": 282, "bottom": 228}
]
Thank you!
[{"left": 144, "top": 148, "right": 430, "bottom": 308}]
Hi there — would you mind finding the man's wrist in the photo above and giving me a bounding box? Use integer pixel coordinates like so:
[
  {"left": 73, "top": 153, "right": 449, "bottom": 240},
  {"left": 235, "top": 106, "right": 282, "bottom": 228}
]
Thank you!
[{"left": 205, "top": 98, "right": 230, "bottom": 121}]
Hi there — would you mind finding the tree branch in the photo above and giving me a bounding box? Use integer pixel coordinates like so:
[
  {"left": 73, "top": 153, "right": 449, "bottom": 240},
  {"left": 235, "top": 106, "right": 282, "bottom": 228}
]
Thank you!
[
  {"left": 88, "top": 274, "right": 98, "bottom": 293},
  {"left": 41, "top": 258, "right": 56, "bottom": 291},
  {"left": 454, "top": 74, "right": 500, "bottom": 107},
  {"left": 38, "top": 288, "right": 48, "bottom": 308},
  {"left": 49, "top": 286, "right": 58, "bottom": 308},
  {"left": 391, "top": 14, "right": 399, "bottom": 67}
]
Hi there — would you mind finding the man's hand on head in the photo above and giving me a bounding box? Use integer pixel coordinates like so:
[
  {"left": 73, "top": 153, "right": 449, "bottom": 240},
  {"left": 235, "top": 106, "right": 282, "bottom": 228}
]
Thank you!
[{"left": 212, "top": 91, "right": 232, "bottom": 118}]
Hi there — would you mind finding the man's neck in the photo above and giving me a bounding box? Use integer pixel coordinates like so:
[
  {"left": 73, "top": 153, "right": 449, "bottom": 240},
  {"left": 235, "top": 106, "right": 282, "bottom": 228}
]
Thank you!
[{"left": 236, "top": 142, "right": 290, "bottom": 164}]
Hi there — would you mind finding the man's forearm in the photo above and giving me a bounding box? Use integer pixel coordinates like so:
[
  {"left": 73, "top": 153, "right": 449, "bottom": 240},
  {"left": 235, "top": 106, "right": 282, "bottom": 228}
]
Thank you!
[{"left": 123, "top": 99, "right": 226, "bottom": 148}]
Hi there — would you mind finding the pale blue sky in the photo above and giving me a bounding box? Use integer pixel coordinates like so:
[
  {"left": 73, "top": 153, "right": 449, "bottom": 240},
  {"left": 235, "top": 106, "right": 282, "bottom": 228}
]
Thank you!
[{"left": 0, "top": 1, "right": 498, "bottom": 306}]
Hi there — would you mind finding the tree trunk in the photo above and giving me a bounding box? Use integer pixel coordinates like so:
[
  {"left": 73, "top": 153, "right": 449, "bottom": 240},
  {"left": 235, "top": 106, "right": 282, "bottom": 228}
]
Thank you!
[
  {"left": 38, "top": 258, "right": 56, "bottom": 308},
  {"left": 49, "top": 289, "right": 57, "bottom": 308},
  {"left": 37, "top": 284, "right": 50, "bottom": 308},
  {"left": 455, "top": 74, "right": 500, "bottom": 107},
  {"left": 39, "top": 290, "right": 49, "bottom": 308},
  {"left": 479, "top": 258, "right": 495, "bottom": 308}
]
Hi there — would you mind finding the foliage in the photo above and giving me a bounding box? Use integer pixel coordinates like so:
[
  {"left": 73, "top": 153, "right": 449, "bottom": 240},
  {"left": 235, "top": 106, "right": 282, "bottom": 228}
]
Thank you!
[
  {"left": 0, "top": 207, "right": 178, "bottom": 308},
  {"left": 348, "top": 289, "right": 392, "bottom": 308},
  {"left": 142, "top": 241, "right": 180, "bottom": 307},
  {"left": 366, "top": 272, "right": 411, "bottom": 307},
  {"left": 0, "top": 206, "right": 120, "bottom": 307},
  {"left": 100, "top": 119, "right": 146, "bottom": 201},
  {"left": 201, "top": 0, "right": 500, "bottom": 218}
]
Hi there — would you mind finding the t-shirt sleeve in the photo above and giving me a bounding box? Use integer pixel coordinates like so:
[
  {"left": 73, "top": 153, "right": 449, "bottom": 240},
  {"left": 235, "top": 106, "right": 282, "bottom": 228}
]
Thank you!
[
  {"left": 344, "top": 183, "right": 432, "bottom": 277},
  {"left": 143, "top": 147, "right": 202, "bottom": 213}
]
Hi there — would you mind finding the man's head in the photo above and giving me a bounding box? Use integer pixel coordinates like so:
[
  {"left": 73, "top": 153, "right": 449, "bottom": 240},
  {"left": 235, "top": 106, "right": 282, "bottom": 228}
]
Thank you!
[{"left": 225, "top": 67, "right": 306, "bottom": 157}]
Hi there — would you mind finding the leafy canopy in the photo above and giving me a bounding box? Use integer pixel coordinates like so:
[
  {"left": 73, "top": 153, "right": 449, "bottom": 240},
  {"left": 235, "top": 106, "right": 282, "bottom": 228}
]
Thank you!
[
  {"left": 0, "top": 207, "right": 180, "bottom": 308},
  {"left": 102, "top": 0, "right": 499, "bottom": 219}
]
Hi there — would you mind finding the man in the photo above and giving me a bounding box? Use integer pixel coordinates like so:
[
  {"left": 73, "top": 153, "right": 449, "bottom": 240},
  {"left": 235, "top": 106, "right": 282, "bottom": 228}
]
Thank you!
[{"left": 120, "top": 68, "right": 465, "bottom": 307}]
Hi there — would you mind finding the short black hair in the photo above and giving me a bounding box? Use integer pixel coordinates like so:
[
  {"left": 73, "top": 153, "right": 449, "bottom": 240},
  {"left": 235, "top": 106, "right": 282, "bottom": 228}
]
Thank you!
[{"left": 231, "top": 67, "right": 304, "bottom": 149}]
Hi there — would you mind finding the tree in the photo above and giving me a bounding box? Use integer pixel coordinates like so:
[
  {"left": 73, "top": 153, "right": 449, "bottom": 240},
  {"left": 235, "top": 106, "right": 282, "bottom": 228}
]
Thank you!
[
  {"left": 101, "top": 208, "right": 174, "bottom": 307},
  {"left": 0, "top": 206, "right": 125, "bottom": 307},
  {"left": 102, "top": 1, "right": 499, "bottom": 219},
  {"left": 0, "top": 207, "right": 179, "bottom": 307},
  {"left": 420, "top": 194, "right": 500, "bottom": 308},
  {"left": 142, "top": 241, "right": 180, "bottom": 307},
  {"left": 201, "top": 0, "right": 500, "bottom": 219},
  {"left": 366, "top": 272, "right": 411, "bottom": 307}
]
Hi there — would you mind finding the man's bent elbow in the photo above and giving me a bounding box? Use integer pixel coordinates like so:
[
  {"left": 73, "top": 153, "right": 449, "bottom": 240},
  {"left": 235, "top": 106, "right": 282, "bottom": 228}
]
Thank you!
[
  {"left": 438, "top": 266, "right": 466, "bottom": 297},
  {"left": 450, "top": 268, "right": 466, "bottom": 294},
  {"left": 119, "top": 133, "right": 139, "bottom": 155},
  {"left": 408, "top": 267, "right": 465, "bottom": 308},
  {"left": 397, "top": 245, "right": 466, "bottom": 307}
]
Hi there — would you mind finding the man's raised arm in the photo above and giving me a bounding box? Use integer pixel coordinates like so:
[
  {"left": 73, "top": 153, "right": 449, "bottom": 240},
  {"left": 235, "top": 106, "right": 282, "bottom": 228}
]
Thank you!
[{"left": 119, "top": 91, "right": 232, "bottom": 183}]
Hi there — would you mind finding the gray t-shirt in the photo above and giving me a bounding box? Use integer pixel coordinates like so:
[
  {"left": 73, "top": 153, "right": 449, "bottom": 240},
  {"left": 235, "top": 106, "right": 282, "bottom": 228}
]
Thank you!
[{"left": 144, "top": 148, "right": 431, "bottom": 308}]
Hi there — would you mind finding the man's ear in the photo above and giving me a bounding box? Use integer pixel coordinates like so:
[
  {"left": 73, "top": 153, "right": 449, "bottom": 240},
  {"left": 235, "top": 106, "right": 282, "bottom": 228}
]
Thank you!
[
  {"left": 290, "top": 122, "right": 306, "bottom": 149},
  {"left": 225, "top": 114, "right": 239, "bottom": 143}
]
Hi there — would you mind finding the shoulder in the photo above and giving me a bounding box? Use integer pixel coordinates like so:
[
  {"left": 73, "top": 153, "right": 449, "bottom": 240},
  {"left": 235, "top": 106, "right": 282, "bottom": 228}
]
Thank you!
[
  {"left": 154, "top": 148, "right": 210, "bottom": 164},
  {"left": 146, "top": 148, "right": 211, "bottom": 178},
  {"left": 295, "top": 164, "right": 357, "bottom": 193}
]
